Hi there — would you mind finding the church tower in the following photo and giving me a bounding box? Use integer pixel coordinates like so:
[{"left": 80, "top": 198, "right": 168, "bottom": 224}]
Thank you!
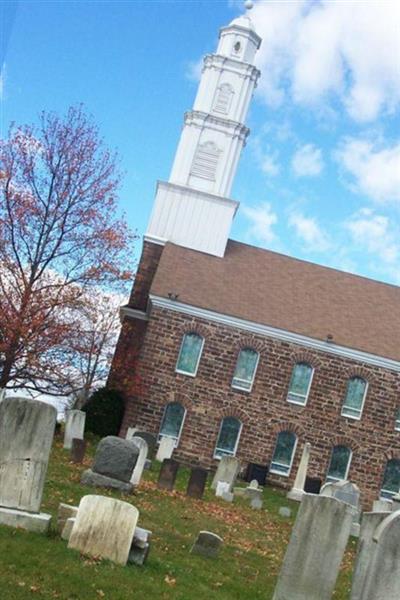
[{"left": 146, "top": 5, "right": 261, "bottom": 257}]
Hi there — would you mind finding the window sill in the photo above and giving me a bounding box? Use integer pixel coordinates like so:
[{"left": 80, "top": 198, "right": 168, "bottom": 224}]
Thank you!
[
  {"left": 175, "top": 369, "right": 197, "bottom": 378},
  {"left": 287, "top": 398, "right": 307, "bottom": 407},
  {"left": 231, "top": 384, "right": 252, "bottom": 393},
  {"left": 270, "top": 468, "right": 290, "bottom": 477},
  {"left": 341, "top": 411, "right": 362, "bottom": 421}
]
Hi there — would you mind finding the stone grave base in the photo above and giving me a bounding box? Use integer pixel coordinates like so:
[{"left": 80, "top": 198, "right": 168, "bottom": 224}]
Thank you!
[
  {"left": 81, "top": 469, "right": 133, "bottom": 493},
  {"left": 0, "top": 506, "right": 51, "bottom": 534},
  {"left": 286, "top": 488, "right": 304, "bottom": 502}
]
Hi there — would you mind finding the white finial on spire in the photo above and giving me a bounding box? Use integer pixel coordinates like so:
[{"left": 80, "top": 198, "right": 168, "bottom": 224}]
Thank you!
[{"left": 244, "top": 0, "right": 254, "bottom": 10}]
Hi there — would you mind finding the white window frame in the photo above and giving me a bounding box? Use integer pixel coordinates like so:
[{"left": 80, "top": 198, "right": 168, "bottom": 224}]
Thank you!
[
  {"left": 270, "top": 432, "right": 298, "bottom": 477},
  {"left": 326, "top": 446, "right": 352, "bottom": 483},
  {"left": 286, "top": 363, "right": 314, "bottom": 406},
  {"left": 395, "top": 408, "right": 400, "bottom": 432},
  {"left": 380, "top": 459, "right": 400, "bottom": 500},
  {"left": 231, "top": 348, "right": 260, "bottom": 392},
  {"left": 158, "top": 403, "right": 187, "bottom": 448},
  {"left": 213, "top": 417, "right": 242, "bottom": 460},
  {"left": 341, "top": 377, "right": 368, "bottom": 420},
  {"left": 175, "top": 333, "right": 205, "bottom": 377}
]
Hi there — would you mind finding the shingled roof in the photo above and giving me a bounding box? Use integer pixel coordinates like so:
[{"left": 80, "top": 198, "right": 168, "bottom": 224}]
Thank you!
[{"left": 150, "top": 240, "right": 400, "bottom": 362}]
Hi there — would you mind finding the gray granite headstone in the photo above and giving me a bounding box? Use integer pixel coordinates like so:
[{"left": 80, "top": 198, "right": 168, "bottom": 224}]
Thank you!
[
  {"left": 134, "top": 431, "right": 157, "bottom": 459},
  {"left": 279, "top": 507, "right": 292, "bottom": 518},
  {"left": 332, "top": 481, "right": 360, "bottom": 509},
  {"left": 186, "top": 467, "right": 208, "bottom": 499},
  {"left": 157, "top": 458, "right": 179, "bottom": 491},
  {"left": 191, "top": 531, "right": 223, "bottom": 558},
  {"left": 273, "top": 494, "right": 357, "bottom": 600},
  {"left": 92, "top": 436, "right": 139, "bottom": 482},
  {"left": 350, "top": 511, "right": 391, "bottom": 600},
  {"left": 211, "top": 456, "right": 240, "bottom": 491},
  {"left": 356, "top": 511, "right": 400, "bottom": 599}
]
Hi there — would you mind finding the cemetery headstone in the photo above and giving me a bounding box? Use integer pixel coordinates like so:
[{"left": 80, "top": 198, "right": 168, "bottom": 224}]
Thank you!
[
  {"left": 156, "top": 436, "right": 175, "bottom": 462},
  {"left": 216, "top": 481, "right": 230, "bottom": 497},
  {"left": 391, "top": 491, "right": 400, "bottom": 511},
  {"left": 279, "top": 507, "right": 292, "bottom": 518},
  {"left": 251, "top": 495, "right": 263, "bottom": 510},
  {"left": 356, "top": 511, "right": 400, "bottom": 600},
  {"left": 70, "top": 438, "right": 86, "bottom": 463},
  {"left": 0, "top": 388, "right": 5, "bottom": 402},
  {"left": 211, "top": 456, "right": 240, "bottom": 491},
  {"left": 221, "top": 490, "right": 234, "bottom": 502},
  {"left": 372, "top": 499, "right": 392, "bottom": 512},
  {"left": 61, "top": 517, "right": 76, "bottom": 541},
  {"left": 63, "top": 409, "right": 86, "bottom": 450},
  {"left": 350, "top": 511, "right": 391, "bottom": 600},
  {"left": 134, "top": 431, "right": 157, "bottom": 459},
  {"left": 157, "top": 458, "right": 179, "bottom": 491},
  {"left": 332, "top": 481, "right": 360, "bottom": 509},
  {"left": 125, "top": 427, "right": 138, "bottom": 440},
  {"left": 81, "top": 436, "right": 139, "bottom": 493},
  {"left": 57, "top": 502, "right": 78, "bottom": 533},
  {"left": 128, "top": 526, "right": 152, "bottom": 566},
  {"left": 0, "top": 397, "right": 56, "bottom": 533},
  {"left": 287, "top": 442, "right": 311, "bottom": 501},
  {"left": 319, "top": 481, "right": 335, "bottom": 497},
  {"left": 272, "top": 494, "right": 357, "bottom": 600},
  {"left": 186, "top": 467, "right": 208, "bottom": 499},
  {"left": 191, "top": 531, "right": 223, "bottom": 558},
  {"left": 68, "top": 495, "right": 139, "bottom": 566},
  {"left": 130, "top": 437, "right": 148, "bottom": 487}
]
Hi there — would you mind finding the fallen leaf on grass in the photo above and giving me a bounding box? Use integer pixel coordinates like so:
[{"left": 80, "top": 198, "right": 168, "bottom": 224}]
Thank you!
[{"left": 164, "top": 575, "right": 177, "bottom": 586}]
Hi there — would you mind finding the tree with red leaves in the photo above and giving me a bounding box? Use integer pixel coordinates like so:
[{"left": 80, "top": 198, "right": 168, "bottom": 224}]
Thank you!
[{"left": 0, "top": 105, "right": 136, "bottom": 394}]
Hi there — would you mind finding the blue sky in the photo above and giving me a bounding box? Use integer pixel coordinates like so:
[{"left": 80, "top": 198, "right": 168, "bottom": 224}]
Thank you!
[{"left": 1, "top": 0, "right": 400, "bottom": 285}]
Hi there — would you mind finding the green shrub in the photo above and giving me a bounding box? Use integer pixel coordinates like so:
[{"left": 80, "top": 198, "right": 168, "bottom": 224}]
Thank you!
[{"left": 83, "top": 387, "right": 125, "bottom": 437}]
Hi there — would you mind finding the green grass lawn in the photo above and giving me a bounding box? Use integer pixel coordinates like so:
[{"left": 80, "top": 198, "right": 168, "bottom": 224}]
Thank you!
[{"left": 0, "top": 433, "right": 357, "bottom": 599}]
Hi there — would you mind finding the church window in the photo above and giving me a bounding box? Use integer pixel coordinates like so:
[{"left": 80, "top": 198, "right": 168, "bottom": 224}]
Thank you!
[
  {"left": 326, "top": 445, "right": 352, "bottom": 482},
  {"left": 214, "top": 417, "right": 242, "bottom": 459},
  {"left": 232, "top": 348, "right": 259, "bottom": 392},
  {"left": 395, "top": 408, "right": 400, "bottom": 431},
  {"left": 213, "top": 83, "right": 234, "bottom": 115},
  {"left": 341, "top": 377, "right": 367, "bottom": 419},
  {"left": 176, "top": 332, "right": 204, "bottom": 376},
  {"left": 190, "top": 141, "right": 220, "bottom": 181},
  {"left": 270, "top": 431, "right": 297, "bottom": 477},
  {"left": 287, "top": 363, "right": 313, "bottom": 405},
  {"left": 158, "top": 402, "right": 186, "bottom": 447},
  {"left": 380, "top": 458, "right": 400, "bottom": 499}
]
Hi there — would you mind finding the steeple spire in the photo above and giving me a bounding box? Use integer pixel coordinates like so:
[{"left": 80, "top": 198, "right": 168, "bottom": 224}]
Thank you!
[{"left": 146, "top": 8, "right": 262, "bottom": 257}]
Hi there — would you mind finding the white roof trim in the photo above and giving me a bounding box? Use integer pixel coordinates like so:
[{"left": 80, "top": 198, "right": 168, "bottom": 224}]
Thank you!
[
  {"left": 149, "top": 295, "right": 400, "bottom": 373},
  {"left": 120, "top": 306, "right": 149, "bottom": 322}
]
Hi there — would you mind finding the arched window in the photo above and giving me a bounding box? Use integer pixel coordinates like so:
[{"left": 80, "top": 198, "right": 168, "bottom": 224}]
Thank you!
[
  {"left": 232, "top": 348, "right": 259, "bottom": 392},
  {"left": 326, "top": 445, "right": 352, "bottom": 482},
  {"left": 380, "top": 459, "right": 400, "bottom": 499},
  {"left": 213, "top": 83, "right": 234, "bottom": 115},
  {"left": 176, "top": 332, "right": 204, "bottom": 376},
  {"left": 214, "top": 417, "right": 242, "bottom": 459},
  {"left": 158, "top": 402, "right": 186, "bottom": 447},
  {"left": 341, "top": 376, "right": 368, "bottom": 419},
  {"left": 270, "top": 431, "right": 297, "bottom": 476},
  {"left": 287, "top": 362, "right": 314, "bottom": 405}
]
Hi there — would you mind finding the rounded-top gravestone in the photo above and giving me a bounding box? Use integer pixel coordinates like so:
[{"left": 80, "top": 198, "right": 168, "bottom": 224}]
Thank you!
[{"left": 93, "top": 436, "right": 139, "bottom": 482}]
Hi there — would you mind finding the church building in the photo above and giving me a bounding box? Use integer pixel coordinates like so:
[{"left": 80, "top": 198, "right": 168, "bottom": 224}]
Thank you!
[{"left": 108, "top": 7, "right": 400, "bottom": 508}]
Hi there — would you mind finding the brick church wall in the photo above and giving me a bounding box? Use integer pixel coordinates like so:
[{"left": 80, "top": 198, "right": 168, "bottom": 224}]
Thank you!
[{"left": 113, "top": 304, "right": 400, "bottom": 510}]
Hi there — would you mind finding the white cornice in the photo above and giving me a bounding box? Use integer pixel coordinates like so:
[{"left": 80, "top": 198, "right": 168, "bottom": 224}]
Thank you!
[
  {"left": 143, "top": 234, "right": 166, "bottom": 246},
  {"left": 120, "top": 306, "right": 149, "bottom": 322},
  {"left": 148, "top": 295, "right": 400, "bottom": 373}
]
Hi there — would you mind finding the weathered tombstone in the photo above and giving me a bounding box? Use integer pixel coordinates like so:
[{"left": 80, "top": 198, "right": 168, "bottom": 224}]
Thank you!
[
  {"left": 68, "top": 495, "right": 139, "bottom": 566},
  {"left": 216, "top": 481, "right": 230, "bottom": 497},
  {"left": 0, "top": 388, "right": 5, "bottom": 402},
  {"left": 61, "top": 517, "right": 76, "bottom": 541},
  {"left": 0, "top": 397, "right": 56, "bottom": 533},
  {"left": 130, "top": 437, "right": 148, "bottom": 487},
  {"left": 319, "top": 481, "right": 335, "bottom": 497},
  {"left": 372, "top": 499, "right": 392, "bottom": 512},
  {"left": 272, "top": 494, "right": 357, "bottom": 600},
  {"left": 356, "top": 511, "right": 400, "bottom": 600},
  {"left": 157, "top": 458, "right": 179, "bottom": 491},
  {"left": 156, "top": 436, "right": 175, "bottom": 462},
  {"left": 57, "top": 502, "right": 78, "bottom": 533},
  {"left": 350, "top": 511, "right": 391, "bottom": 600},
  {"left": 251, "top": 495, "right": 263, "bottom": 510},
  {"left": 391, "top": 491, "right": 400, "bottom": 511},
  {"left": 134, "top": 431, "right": 157, "bottom": 459},
  {"left": 279, "top": 507, "right": 292, "bottom": 518},
  {"left": 81, "top": 436, "right": 138, "bottom": 493},
  {"left": 70, "top": 438, "right": 86, "bottom": 463},
  {"left": 211, "top": 456, "right": 240, "bottom": 491},
  {"left": 63, "top": 410, "right": 86, "bottom": 450},
  {"left": 287, "top": 442, "right": 311, "bottom": 501},
  {"left": 332, "top": 481, "right": 360, "bottom": 509},
  {"left": 128, "top": 526, "right": 152, "bottom": 566},
  {"left": 125, "top": 427, "right": 138, "bottom": 440},
  {"left": 186, "top": 467, "right": 208, "bottom": 499},
  {"left": 221, "top": 490, "right": 234, "bottom": 502},
  {"left": 244, "top": 480, "right": 262, "bottom": 500},
  {"left": 191, "top": 531, "right": 223, "bottom": 558}
]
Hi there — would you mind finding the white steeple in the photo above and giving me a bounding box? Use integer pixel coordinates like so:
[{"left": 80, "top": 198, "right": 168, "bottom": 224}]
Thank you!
[{"left": 146, "top": 4, "right": 261, "bottom": 257}]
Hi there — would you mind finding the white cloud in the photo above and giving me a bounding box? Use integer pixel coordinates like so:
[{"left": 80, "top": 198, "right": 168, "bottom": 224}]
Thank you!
[
  {"left": 345, "top": 208, "right": 399, "bottom": 265},
  {"left": 242, "top": 202, "right": 278, "bottom": 245},
  {"left": 336, "top": 138, "right": 400, "bottom": 203},
  {"left": 251, "top": 0, "right": 400, "bottom": 121},
  {"left": 288, "top": 211, "right": 330, "bottom": 252},
  {"left": 292, "top": 144, "right": 324, "bottom": 177},
  {"left": 260, "top": 151, "right": 280, "bottom": 177}
]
